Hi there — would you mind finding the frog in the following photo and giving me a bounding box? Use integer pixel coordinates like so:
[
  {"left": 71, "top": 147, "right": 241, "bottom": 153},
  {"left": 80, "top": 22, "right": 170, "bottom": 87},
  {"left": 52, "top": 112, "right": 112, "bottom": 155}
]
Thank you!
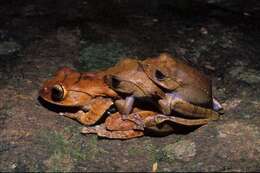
[
  {"left": 104, "top": 53, "right": 222, "bottom": 123},
  {"left": 39, "top": 67, "right": 118, "bottom": 126},
  {"left": 141, "top": 53, "right": 223, "bottom": 119},
  {"left": 81, "top": 107, "right": 210, "bottom": 139}
]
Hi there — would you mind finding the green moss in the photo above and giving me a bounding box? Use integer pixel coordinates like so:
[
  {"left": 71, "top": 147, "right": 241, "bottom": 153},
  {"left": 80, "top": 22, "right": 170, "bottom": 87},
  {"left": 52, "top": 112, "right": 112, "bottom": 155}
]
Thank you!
[
  {"left": 127, "top": 146, "right": 143, "bottom": 156},
  {"left": 84, "top": 135, "right": 108, "bottom": 160},
  {"left": 37, "top": 130, "right": 87, "bottom": 171},
  {"left": 78, "top": 41, "right": 133, "bottom": 71},
  {"left": 142, "top": 140, "right": 169, "bottom": 164}
]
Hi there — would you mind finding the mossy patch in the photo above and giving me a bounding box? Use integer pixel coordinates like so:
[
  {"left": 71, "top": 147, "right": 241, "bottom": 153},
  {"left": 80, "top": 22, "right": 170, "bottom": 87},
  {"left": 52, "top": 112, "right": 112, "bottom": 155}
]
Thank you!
[
  {"left": 83, "top": 135, "right": 108, "bottom": 160},
  {"left": 142, "top": 140, "right": 167, "bottom": 164},
  {"left": 37, "top": 129, "right": 87, "bottom": 172},
  {"left": 78, "top": 41, "right": 134, "bottom": 71}
]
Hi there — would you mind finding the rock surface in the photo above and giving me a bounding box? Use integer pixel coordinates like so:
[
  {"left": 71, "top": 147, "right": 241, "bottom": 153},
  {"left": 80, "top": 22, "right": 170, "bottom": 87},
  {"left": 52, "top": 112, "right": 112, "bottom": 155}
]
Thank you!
[{"left": 0, "top": 1, "right": 260, "bottom": 172}]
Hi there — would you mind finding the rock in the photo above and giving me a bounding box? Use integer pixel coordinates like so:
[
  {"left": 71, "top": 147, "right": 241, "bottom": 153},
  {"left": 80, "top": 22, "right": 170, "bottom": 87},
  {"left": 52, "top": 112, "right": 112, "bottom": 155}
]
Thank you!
[
  {"left": 237, "top": 69, "right": 260, "bottom": 84},
  {"left": 229, "top": 66, "right": 260, "bottom": 84},
  {"left": 216, "top": 121, "right": 260, "bottom": 161},
  {"left": 162, "top": 139, "right": 196, "bottom": 162},
  {"left": 0, "top": 41, "right": 21, "bottom": 55},
  {"left": 222, "top": 98, "right": 241, "bottom": 111}
]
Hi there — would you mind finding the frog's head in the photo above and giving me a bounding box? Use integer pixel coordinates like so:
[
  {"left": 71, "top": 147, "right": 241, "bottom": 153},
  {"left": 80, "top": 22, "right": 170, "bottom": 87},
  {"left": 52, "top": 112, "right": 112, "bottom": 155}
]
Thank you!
[
  {"left": 141, "top": 53, "right": 182, "bottom": 91},
  {"left": 104, "top": 74, "right": 146, "bottom": 97},
  {"left": 104, "top": 58, "right": 165, "bottom": 98},
  {"left": 39, "top": 67, "right": 118, "bottom": 107}
]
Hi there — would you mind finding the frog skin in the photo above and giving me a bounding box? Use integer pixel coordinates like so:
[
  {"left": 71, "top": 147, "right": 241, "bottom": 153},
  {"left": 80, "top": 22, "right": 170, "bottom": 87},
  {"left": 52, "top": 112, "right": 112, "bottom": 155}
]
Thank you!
[
  {"left": 39, "top": 67, "right": 118, "bottom": 126},
  {"left": 141, "top": 53, "right": 223, "bottom": 120},
  {"left": 81, "top": 108, "right": 210, "bottom": 139},
  {"left": 103, "top": 58, "right": 165, "bottom": 116},
  {"left": 104, "top": 53, "right": 222, "bottom": 122}
]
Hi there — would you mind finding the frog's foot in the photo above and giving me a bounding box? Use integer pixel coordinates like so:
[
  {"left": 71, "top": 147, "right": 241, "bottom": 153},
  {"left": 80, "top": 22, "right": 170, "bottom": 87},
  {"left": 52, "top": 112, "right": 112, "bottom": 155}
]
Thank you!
[
  {"left": 115, "top": 96, "right": 135, "bottom": 119},
  {"left": 144, "top": 114, "right": 210, "bottom": 127},
  {"left": 61, "top": 97, "right": 114, "bottom": 126},
  {"left": 61, "top": 110, "right": 100, "bottom": 126},
  {"left": 213, "top": 97, "right": 224, "bottom": 114},
  {"left": 81, "top": 124, "right": 144, "bottom": 139},
  {"left": 124, "top": 113, "right": 145, "bottom": 131},
  {"left": 105, "top": 112, "right": 145, "bottom": 131},
  {"left": 159, "top": 93, "right": 219, "bottom": 120}
]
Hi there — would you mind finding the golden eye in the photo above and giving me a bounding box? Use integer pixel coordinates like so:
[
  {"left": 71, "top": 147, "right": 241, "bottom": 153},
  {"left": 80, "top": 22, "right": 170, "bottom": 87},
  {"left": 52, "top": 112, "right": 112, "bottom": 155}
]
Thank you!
[{"left": 52, "top": 84, "right": 67, "bottom": 101}]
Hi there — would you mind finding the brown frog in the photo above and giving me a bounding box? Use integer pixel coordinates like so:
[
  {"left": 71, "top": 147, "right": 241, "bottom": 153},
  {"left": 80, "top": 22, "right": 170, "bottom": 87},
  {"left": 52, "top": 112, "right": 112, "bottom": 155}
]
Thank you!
[
  {"left": 39, "top": 67, "right": 118, "bottom": 126},
  {"left": 141, "top": 53, "right": 223, "bottom": 119},
  {"left": 104, "top": 53, "right": 222, "bottom": 123},
  {"left": 39, "top": 67, "right": 208, "bottom": 139}
]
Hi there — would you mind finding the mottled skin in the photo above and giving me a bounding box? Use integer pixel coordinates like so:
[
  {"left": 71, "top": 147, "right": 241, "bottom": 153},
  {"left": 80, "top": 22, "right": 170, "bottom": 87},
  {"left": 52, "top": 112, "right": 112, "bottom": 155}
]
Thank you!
[
  {"left": 39, "top": 67, "right": 118, "bottom": 126},
  {"left": 105, "top": 53, "right": 222, "bottom": 122}
]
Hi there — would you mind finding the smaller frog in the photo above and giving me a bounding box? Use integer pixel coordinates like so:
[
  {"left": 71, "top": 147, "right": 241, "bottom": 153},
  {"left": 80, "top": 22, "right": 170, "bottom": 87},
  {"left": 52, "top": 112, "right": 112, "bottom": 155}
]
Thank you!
[
  {"left": 81, "top": 108, "right": 210, "bottom": 139},
  {"left": 39, "top": 67, "right": 118, "bottom": 126}
]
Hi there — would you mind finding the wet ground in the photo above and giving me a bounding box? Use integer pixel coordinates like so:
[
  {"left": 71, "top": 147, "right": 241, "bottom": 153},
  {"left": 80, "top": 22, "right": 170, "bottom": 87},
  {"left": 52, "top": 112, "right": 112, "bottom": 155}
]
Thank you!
[{"left": 0, "top": 1, "right": 260, "bottom": 172}]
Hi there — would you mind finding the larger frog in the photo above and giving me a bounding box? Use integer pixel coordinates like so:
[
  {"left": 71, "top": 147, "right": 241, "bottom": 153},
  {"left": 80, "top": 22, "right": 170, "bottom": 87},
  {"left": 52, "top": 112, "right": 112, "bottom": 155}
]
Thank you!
[
  {"left": 104, "top": 53, "right": 222, "bottom": 122},
  {"left": 39, "top": 67, "right": 118, "bottom": 125}
]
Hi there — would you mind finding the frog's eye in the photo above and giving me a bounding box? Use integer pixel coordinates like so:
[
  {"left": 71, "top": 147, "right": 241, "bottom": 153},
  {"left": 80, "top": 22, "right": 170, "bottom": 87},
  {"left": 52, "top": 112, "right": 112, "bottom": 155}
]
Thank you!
[
  {"left": 155, "top": 69, "right": 166, "bottom": 81},
  {"left": 110, "top": 76, "right": 121, "bottom": 89},
  {"left": 52, "top": 84, "right": 67, "bottom": 101}
]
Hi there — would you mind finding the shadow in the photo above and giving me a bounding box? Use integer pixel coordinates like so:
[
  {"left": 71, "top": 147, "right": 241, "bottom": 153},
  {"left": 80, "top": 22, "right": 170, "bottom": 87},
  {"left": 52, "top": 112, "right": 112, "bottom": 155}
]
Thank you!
[
  {"left": 144, "top": 121, "right": 202, "bottom": 137},
  {"left": 38, "top": 96, "right": 79, "bottom": 114}
]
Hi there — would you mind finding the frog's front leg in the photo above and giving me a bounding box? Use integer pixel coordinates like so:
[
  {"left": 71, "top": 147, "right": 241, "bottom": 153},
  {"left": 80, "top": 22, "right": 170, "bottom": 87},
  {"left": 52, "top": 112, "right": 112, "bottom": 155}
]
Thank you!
[
  {"left": 159, "top": 93, "right": 219, "bottom": 120},
  {"left": 115, "top": 95, "right": 135, "bottom": 119},
  {"left": 61, "top": 97, "right": 114, "bottom": 126}
]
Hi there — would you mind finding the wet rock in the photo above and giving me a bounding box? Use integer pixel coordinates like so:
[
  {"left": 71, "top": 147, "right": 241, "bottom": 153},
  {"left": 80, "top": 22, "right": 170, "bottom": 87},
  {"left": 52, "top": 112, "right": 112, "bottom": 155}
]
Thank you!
[
  {"left": 222, "top": 98, "right": 241, "bottom": 111},
  {"left": 237, "top": 69, "right": 260, "bottom": 84},
  {"left": 162, "top": 139, "right": 196, "bottom": 162},
  {"left": 0, "top": 41, "right": 21, "bottom": 55},
  {"left": 229, "top": 66, "right": 260, "bottom": 84},
  {"left": 216, "top": 121, "right": 260, "bottom": 161}
]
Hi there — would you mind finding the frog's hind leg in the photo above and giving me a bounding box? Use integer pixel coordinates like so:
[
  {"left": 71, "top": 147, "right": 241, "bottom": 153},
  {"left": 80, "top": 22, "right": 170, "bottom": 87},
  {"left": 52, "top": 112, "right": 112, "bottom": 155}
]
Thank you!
[
  {"left": 159, "top": 93, "right": 219, "bottom": 120},
  {"left": 144, "top": 114, "right": 210, "bottom": 127},
  {"left": 81, "top": 124, "right": 144, "bottom": 139}
]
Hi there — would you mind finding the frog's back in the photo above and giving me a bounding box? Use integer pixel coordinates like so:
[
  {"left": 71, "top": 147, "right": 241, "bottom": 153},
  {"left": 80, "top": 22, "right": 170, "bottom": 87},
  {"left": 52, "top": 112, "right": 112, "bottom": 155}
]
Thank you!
[{"left": 143, "top": 53, "right": 213, "bottom": 107}]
